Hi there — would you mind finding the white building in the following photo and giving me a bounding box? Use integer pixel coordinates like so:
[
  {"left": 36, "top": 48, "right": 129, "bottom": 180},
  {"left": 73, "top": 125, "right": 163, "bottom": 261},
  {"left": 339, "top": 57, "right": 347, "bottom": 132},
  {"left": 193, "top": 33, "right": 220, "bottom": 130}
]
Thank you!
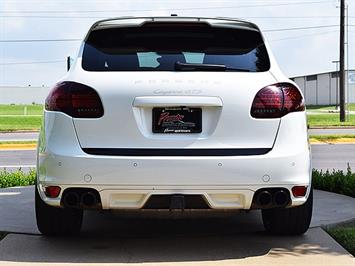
[{"left": 291, "top": 70, "right": 355, "bottom": 106}]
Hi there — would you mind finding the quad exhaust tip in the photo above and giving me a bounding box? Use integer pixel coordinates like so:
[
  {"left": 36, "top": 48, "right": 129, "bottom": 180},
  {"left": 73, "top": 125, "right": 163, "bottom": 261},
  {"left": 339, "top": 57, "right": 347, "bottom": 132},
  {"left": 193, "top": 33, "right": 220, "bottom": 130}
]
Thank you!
[
  {"left": 254, "top": 188, "right": 290, "bottom": 209},
  {"left": 62, "top": 189, "right": 101, "bottom": 209}
]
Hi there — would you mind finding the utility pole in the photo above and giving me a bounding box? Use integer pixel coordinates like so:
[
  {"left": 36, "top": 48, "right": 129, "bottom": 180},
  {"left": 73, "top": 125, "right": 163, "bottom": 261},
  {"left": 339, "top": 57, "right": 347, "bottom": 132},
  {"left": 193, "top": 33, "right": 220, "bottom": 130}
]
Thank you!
[
  {"left": 339, "top": 0, "right": 345, "bottom": 121},
  {"left": 332, "top": 60, "right": 339, "bottom": 109}
]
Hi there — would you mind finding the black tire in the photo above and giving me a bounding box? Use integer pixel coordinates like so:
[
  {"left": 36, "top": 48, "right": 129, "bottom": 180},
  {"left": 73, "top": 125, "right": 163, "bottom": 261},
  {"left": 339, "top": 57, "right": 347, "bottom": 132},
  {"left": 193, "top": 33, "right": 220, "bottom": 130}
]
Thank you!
[
  {"left": 35, "top": 186, "right": 83, "bottom": 236},
  {"left": 262, "top": 187, "right": 313, "bottom": 235}
]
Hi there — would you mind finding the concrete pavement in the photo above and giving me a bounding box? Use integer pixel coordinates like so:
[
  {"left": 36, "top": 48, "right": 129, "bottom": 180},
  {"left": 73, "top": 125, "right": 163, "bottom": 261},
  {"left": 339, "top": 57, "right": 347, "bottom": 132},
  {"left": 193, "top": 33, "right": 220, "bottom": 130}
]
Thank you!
[
  {"left": 0, "top": 227, "right": 353, "bottom": 266},
  {"left": 0, "top": 186, "right": 354, "bottom": 265}
]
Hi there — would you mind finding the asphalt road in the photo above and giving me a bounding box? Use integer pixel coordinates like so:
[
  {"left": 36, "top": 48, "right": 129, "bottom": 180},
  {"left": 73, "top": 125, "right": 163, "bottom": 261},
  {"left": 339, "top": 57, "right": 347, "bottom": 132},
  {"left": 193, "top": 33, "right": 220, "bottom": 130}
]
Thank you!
[
  {"left": 309, "top": 128, "right": 355, "bottom": 135},
  {"left": 1, "top": 127, "right": 355, "bottom": 142},
  {"left": 0, "top": 150, "right": 36, "bottom": 168},
  {"left": 311, "top": 144, "right": 355, "bottom": 171},
  {"left": 0, "top": 144, "right": 354, "bottom": 171},
  {"left": 0, "top": 132, "right": 38, "bottom": 142}
]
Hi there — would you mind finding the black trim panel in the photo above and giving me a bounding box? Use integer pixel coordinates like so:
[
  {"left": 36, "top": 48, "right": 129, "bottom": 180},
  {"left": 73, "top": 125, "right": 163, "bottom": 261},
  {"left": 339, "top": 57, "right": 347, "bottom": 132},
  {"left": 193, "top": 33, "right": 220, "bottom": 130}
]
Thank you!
[{"left": 82, "top": 148, "right": 271, "bottom": 156}]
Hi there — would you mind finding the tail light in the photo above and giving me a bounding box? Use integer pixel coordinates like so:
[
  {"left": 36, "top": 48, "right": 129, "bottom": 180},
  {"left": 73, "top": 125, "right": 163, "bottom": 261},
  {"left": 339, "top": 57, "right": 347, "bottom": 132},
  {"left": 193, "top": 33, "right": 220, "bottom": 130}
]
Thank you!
[
  {"left": 45, "top": 81, "right": 104, "bottom": 118},
  {"left": 292, "top": 186, "right": 308, "bottom": 197},
  {"left": 251, "top": 83, "right": 304, "bottom": 118},
  {"left": 44, "top": 186, "right": 61, "bottom": 198}
]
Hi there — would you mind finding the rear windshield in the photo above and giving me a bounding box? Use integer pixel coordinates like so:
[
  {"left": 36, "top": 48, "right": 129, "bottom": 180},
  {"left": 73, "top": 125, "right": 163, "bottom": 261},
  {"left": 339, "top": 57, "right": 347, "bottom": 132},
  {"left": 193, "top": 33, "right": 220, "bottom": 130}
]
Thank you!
[{"left": 82, "top": 22, "right": 270, "bottom": 72}]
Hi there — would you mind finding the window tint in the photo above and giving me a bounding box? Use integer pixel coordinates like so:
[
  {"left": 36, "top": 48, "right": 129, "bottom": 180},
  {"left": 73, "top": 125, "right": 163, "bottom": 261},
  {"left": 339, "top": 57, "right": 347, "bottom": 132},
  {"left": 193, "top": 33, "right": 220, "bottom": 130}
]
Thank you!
[{"left": 82, "top": 23, "right": 270, "bottom": 72}]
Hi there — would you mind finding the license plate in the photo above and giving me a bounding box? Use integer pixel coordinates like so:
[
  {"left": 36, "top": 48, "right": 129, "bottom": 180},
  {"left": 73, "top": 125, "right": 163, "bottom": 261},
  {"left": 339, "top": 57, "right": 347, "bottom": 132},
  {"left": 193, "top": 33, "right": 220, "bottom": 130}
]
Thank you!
[{"left": 152, "top": 107, "right": 202, "bottom": 133}]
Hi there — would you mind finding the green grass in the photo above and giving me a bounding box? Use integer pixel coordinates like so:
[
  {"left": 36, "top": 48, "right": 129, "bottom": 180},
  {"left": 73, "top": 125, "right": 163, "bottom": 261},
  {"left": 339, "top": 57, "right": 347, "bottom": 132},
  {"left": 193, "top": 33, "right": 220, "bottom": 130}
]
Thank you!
[
  {"left": 309, "top": 134, "right": 355, "bottom": 141},
  {"left": 0, "top": 140, "right": 37, "bottom": 145},
  {"left": 0, "top": 169, "right": 36, "bottom": 188},
  {"left": 307, "top": 114, "right": 355, "bottom": 127},
  {"left": 0, "top": 116, "right": 42, "bottom": 131},
  {"left": 307, "top": 104, "right": 355, "bottom": 112},
  {"left": 0, "top": 104, "right": 43, "bottom": 115},
  {"left": 327, "top": 226, "right": 355, "bottom": 256}
]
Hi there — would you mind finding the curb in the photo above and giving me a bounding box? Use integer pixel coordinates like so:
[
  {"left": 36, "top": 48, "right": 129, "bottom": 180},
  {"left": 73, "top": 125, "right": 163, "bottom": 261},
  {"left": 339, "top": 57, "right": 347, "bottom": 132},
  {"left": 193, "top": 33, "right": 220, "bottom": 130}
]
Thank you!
[
  {"left": 321, "top": 218, "right": 355, "bottom": 230},
  {"left": 0, "top": 144, "right": 37, "bottom": 150},
  {"left": 309, "top": 139, "right": 355, "bottom": 145}
]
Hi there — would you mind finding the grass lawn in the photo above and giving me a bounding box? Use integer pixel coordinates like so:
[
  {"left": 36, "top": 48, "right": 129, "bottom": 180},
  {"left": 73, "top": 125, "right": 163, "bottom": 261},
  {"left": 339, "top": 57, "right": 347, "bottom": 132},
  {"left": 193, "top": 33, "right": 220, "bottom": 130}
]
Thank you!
[
  {"left": 0, "top": 116, "right": 42, "bottom": 131},
  {"left": 307, "top": 114, "right": 355, "bottom": 127},
  {"left": 0, "top": 140, "right": 37, "bottom": 145},
  {"left": 0, "top": 104, "right": 43, "bottom": 115},
  {"left": 327, "top": 226, "right": 355, "bottom": 256},
  {"left": 309, "top": 134, "right": 355, "bottom": 140},
  {"left": 307, "top": 104, "right": 355, "bottom": 112}
]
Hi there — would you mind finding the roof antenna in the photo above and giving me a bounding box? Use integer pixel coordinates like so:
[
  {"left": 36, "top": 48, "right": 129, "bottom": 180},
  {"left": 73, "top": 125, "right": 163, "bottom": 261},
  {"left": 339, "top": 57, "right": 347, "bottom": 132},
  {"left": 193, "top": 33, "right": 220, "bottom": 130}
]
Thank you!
[{"left": 171, "top": 14, "right": 178, "bottom": 17}]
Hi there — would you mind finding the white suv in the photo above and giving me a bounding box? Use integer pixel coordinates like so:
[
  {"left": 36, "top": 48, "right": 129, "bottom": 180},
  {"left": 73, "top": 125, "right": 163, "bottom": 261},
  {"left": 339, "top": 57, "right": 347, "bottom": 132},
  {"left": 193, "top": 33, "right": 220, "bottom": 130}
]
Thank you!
[{"left": 36, "top": 16, "right": 312, "bottom": 236}]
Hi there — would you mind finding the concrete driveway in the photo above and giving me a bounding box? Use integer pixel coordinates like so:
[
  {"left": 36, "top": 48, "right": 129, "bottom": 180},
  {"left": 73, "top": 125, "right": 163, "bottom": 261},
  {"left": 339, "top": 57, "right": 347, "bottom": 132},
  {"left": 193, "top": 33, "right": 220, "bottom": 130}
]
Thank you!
[{"left": 0, "top": 186, "right": 354, "bottom": 265}]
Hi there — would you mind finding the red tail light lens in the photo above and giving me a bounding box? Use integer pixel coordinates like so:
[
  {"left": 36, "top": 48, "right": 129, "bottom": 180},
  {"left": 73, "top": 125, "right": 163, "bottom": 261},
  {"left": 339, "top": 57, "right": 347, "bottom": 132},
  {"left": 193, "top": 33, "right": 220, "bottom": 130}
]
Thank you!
[
  {"left": 292, "top": 186, "right": 308, "bottom": 197},
  {"left": 44, "top": 186, "right": 61, "bottom": 198},
  {"left": 251, "top": 83, "right": 304, "bottom": 118},
  {"left": 45, "top": 81, "right": 104, "bottom": 118}
]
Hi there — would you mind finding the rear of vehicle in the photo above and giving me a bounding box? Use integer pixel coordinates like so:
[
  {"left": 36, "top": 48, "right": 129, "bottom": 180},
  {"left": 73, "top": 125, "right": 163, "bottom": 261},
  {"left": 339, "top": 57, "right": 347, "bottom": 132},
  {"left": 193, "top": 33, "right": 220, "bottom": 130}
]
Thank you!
[{"left": 36, "top": 17, "right": 312, "bottom": 236}]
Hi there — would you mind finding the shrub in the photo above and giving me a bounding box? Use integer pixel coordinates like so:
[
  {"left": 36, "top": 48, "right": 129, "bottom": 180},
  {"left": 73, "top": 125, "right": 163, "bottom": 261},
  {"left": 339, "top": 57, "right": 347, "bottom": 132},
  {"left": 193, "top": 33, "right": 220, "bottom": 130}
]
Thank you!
[
  {"left": 0, "top": 169, "right": 36, "bottom": 188},
  {"left": 312, "top": 165, "right": 355, "bottom": 198}
]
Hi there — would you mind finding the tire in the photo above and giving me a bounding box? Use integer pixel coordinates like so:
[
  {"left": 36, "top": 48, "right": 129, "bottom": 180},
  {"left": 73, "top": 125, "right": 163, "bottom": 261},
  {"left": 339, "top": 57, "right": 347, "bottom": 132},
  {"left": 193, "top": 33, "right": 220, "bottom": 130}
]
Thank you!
[
  {"left": 262, "top": 187, "right": 313, "bottom": 235},
  {"left": 35, "top": 185, "right": 83, "bottom": 236}
]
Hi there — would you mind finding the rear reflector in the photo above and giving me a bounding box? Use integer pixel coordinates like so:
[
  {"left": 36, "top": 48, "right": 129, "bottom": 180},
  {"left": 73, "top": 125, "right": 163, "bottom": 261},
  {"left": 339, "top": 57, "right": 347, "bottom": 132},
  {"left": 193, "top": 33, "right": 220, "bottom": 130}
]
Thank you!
[
  {"left": 44, "top": 186, "right": 61, "bottom": 198},
  {"left": 292, "top": 186, "right": 307, "bottom": 197},
  {"left": 45, "top": 81, "right": 104, "bottom": 118},
  {"left": 251, "top": 83, "right": 304, "bottom": 118}
]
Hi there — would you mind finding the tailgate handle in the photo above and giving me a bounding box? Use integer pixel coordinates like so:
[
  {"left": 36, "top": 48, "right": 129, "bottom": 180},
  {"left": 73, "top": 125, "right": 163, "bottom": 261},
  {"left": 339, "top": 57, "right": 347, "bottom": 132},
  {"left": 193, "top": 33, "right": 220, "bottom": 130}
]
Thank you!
[{"left": 133, "top": 96, "right": 223, "bottom": 107}]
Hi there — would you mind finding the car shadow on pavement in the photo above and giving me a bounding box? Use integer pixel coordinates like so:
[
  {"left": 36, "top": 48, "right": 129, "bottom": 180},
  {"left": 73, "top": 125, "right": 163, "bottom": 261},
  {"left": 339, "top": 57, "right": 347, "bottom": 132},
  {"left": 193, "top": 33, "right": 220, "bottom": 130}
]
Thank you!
[{"left": 0, "top": 211, "right": 351, "bottom": 264}]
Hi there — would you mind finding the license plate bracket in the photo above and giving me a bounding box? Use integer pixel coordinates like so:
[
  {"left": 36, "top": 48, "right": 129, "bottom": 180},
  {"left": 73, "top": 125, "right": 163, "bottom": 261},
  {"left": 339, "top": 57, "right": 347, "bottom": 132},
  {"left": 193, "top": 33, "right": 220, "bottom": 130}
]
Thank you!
[{"left": 152, "top": 107, "right": 202, "bottom": 133}]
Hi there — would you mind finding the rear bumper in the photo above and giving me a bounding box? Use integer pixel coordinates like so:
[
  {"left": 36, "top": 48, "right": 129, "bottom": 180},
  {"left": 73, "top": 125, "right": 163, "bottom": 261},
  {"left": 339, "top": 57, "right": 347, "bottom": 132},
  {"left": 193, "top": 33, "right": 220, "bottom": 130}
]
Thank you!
[{"left": 37, "top": 112, "right": 311, "bottom": 210}]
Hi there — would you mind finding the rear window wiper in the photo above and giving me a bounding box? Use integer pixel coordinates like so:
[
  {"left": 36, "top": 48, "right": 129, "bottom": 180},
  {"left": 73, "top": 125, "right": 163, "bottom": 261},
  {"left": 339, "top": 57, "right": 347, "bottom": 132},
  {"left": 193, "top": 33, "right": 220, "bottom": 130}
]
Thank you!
[{"left": 175, "top": 61, "right": 250, "bottom": 72}]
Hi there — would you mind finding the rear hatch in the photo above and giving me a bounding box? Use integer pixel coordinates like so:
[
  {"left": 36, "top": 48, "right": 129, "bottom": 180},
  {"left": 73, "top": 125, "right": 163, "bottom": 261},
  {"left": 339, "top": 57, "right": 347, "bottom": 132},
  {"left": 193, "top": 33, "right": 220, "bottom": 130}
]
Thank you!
[{"left": 72, "top": 18, "right": 279, "bottom": 151}]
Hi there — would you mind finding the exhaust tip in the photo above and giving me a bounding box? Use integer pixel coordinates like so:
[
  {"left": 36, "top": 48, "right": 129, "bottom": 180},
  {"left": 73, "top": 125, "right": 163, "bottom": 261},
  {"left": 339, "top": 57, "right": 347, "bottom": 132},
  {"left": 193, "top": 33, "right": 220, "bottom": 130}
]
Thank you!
[
  {"left": 273, "top": 190, "right": 290, "bottom": 206},
  {"left": 256, "top": 190, "right": 272, "bottom": 206},
  {"left": 81, "top": 192, "right": 97, "bottom": 208},
  {"left": 63, "top": 192, "right": 80, "bottom": 208}
]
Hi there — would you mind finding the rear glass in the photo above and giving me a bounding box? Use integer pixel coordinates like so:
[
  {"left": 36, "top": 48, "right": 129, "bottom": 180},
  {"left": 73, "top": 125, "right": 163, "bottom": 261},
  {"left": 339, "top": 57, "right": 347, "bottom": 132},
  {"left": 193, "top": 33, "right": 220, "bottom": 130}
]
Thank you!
[{"left": 82, "top": 23, "right": 270, "bottom": 72}]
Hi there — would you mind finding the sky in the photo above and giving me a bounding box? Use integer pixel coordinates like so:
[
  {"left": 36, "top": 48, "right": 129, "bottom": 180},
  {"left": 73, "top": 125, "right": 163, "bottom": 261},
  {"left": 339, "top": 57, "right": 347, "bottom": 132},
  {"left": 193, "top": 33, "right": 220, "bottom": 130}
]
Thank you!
[{"left": 0, "top": 0, "right": 354, "bottom": 86}]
